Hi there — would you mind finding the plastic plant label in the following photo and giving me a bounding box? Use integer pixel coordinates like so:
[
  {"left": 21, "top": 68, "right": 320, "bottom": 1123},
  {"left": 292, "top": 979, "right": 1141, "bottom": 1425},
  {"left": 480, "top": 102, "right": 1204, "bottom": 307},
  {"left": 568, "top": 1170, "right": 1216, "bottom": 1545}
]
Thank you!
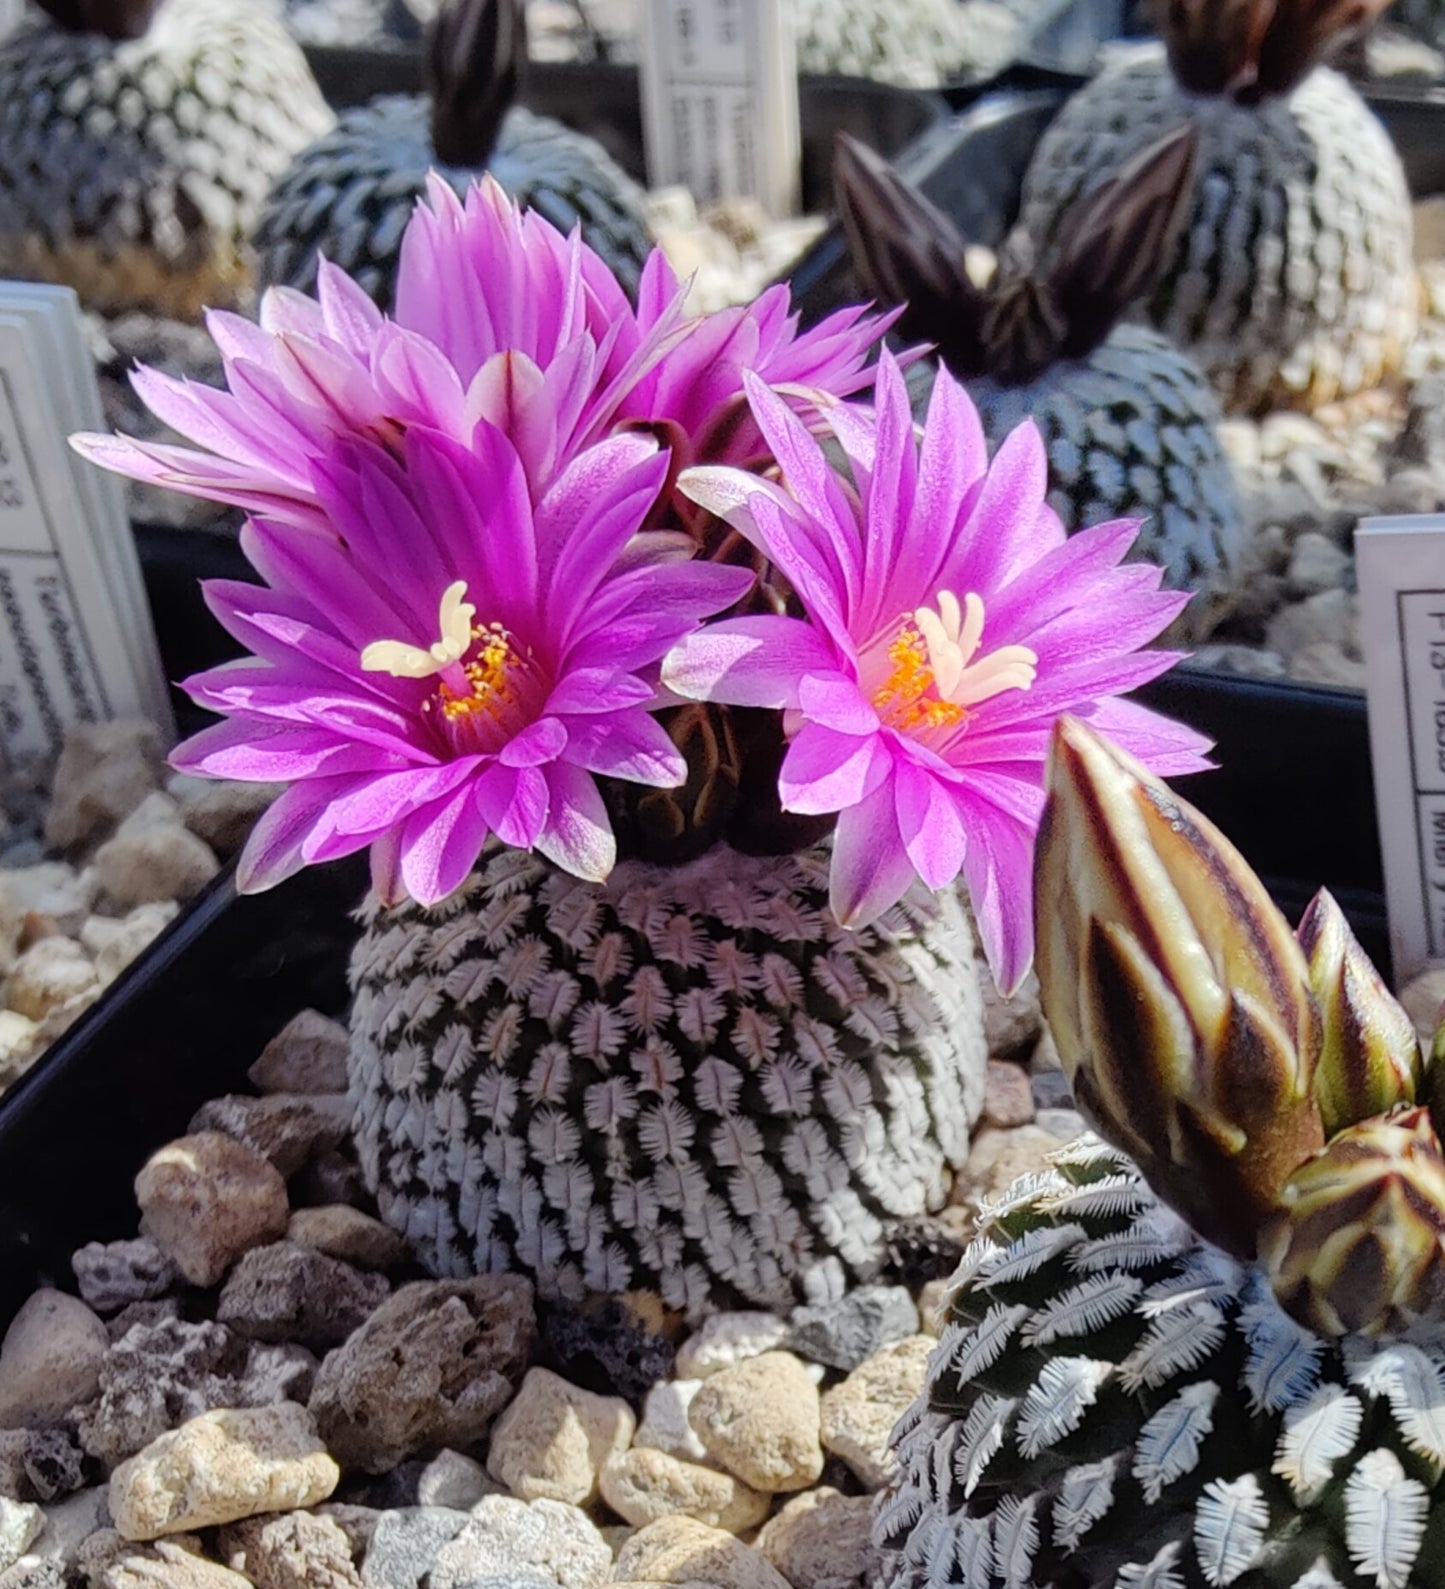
[
  {"left": 639, "top": 0, "right": 801, "bottom": 217},
  {"left": 0, "top": 285, "right": 172, "bottom": 765},
  {"left": 1358, "top": 514, "right": 1445, "bottom": 981}
]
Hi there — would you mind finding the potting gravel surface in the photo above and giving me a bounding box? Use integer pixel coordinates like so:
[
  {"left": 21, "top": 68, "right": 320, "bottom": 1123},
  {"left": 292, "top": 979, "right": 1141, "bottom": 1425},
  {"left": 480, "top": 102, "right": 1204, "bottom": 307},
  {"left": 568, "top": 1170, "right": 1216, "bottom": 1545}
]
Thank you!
[
  {"left": 0, "top": 720, "right": 277, "bottom": 1099},
  {"left": 0, "top": 834, "right": 1085, "bottom": 1588}
]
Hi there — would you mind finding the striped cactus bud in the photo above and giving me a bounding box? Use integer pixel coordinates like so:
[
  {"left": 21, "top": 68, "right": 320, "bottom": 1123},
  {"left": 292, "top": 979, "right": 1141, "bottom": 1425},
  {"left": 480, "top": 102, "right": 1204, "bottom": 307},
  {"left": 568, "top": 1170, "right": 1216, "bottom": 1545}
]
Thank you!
[
  {"left": 1299, "top": 888, "right": 1422, "bottom": 1138},
  {"left": 1034, "top": 716, "right": 1325, "bottom": 1255},
  {"left": 1262, "top": 1106, "right": 1445, "bottom": 1337}
]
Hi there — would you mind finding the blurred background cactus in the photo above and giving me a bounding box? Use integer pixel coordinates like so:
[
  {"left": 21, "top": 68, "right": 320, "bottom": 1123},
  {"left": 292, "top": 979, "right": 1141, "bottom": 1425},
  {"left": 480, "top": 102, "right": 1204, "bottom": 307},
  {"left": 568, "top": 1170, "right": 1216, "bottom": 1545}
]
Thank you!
[
  {"left": 1014, "top": 0, "right": 1418, "bottom": 413},
  {"left": 253, "top": 0, "right": 651, "bottom": 307},
  {"left": 879, "top": 716, "right": 1445, "bottom": 1589},
  {"left": 0, "top": 0, "right": 334, "bottom": 316},
  {"left": 835, "top": 124, "right": 1244, "bottom": 639}
]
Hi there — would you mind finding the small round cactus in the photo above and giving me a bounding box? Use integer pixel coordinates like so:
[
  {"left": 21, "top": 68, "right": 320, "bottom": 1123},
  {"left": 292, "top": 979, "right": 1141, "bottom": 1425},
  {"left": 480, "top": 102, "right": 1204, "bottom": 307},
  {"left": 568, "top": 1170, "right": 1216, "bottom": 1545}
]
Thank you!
[
  {"left": 253, "top": 0, "right": 650, "bottom": 307},
  {"left": 879, "top": 716, "right": 1445, "bottom": 1589},
  {"left": 1015, "top": 1, "right": 1417, "bottom": 412},
  {"left": 835, "top": 126, "right": 1244, "bottom": 639},
  {"left": 0, "top": 0, "right": 334, "bottom": 317}
]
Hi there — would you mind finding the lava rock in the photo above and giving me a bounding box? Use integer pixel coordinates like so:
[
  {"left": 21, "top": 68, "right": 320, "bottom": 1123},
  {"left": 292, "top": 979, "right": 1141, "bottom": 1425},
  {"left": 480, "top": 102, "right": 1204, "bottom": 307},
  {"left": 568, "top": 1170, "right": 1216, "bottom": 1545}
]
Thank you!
[
  {"left": 308, "top": 1276, "right": 535, "bottom": 1474},
  {"left": 235, "top": 1342, "right": 321, "bottom": 1411},
  {"left": 787, "top": 1288, "right": 919, "bottom": 1372},
  {"left": 11, "top": 1430, "right": 84, "bottom": 1503},
  {"left": 882, "top": 1219, "right": 969, "bottom": 1290},
  {"left": 4, "top": 938, "right": 100, "bottom": 1021},
  {"left": 103, "top": 1539, "right": 253, "bottom": 1587},
  {"left": 218, "top": 1509, "right": 362, "bottom": 1589},
  {"left": 217, "top": 1244, "right": 388, "bottom": 1351},
  {"left": 188, "top": 1096, "right": 351, "bottom": 1181},
  {"left": 72, "top": 1241, "right": 180, "bottom": 1318},
  {"left": 78, "top": 1319, "right": 247, "bottom": 1470},
  {"left": 539, "top": 1300, "right": 676, "bottom": 1402}
]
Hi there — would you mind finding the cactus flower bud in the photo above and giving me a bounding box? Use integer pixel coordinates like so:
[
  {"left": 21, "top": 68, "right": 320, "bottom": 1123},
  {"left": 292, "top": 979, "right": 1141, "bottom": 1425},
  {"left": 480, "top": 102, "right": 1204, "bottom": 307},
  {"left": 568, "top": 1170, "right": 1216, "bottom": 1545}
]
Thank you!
[
  {"left": 1034, "top": 717, "right": 1324, "bottom": 1255},
  {"left": 1298, "top": 889, "right": 1421, "bottom": 1137},
  {"left": 1261, "top": 1107, "right": 1445, "bottom": 1337}
]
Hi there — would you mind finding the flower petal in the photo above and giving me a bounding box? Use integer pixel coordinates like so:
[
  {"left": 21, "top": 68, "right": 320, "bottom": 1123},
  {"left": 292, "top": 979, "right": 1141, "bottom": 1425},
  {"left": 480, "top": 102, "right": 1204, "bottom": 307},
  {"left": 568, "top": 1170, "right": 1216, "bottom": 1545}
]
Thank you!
[{"left": 828, "top": 778, "right": 917, "bottom": 929}]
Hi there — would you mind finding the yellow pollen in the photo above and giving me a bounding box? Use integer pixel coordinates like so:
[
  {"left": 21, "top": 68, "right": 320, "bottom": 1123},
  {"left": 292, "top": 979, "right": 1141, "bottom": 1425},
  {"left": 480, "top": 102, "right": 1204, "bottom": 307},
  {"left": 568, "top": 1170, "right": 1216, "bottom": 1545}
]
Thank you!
[{"left": 434, "top": 624, "right": 519, "bottom": 724}]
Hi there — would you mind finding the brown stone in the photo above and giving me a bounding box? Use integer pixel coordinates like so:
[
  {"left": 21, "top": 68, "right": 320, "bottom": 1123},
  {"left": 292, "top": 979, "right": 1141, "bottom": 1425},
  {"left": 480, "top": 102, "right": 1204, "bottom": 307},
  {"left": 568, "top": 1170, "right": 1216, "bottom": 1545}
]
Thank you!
[
  {"left": 135, "top": 1134, "right": 289, "bottom": 1288},
  {"left": 248, "top": 1012, "right": 349, "bottom": 1096},
  {"left": 285, "top": 1207, "right": 406, "bottom": 1271},
  {"left": 756, "top": 1488, "right": 880, "bottom": 1589},
  {"left": 0, "top": 1290, "right": 108, "bottom": 1430}
]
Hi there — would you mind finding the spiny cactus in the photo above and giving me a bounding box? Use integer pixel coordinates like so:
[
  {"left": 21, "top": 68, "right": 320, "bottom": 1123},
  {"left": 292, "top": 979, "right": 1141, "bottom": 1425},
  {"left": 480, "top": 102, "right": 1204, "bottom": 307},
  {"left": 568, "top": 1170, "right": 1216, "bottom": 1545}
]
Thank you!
[
  {"left": 878, "top": 716, "right": 1445, "bottom": 1589},
  {"left": 348, "top": 842, "right": 987, "bottom": 1318},
  {"left": 1014, "top": 0, "right": 1417, "bottom": 412},
  {"left": 252, "top": 0, "right": 649, "bottom": 307},
  {"left": 835, "top": 125, "right": 1243, "bottom": 638},
  {"left": 0, "top": 0, "right": 334, "bottom": 317}
]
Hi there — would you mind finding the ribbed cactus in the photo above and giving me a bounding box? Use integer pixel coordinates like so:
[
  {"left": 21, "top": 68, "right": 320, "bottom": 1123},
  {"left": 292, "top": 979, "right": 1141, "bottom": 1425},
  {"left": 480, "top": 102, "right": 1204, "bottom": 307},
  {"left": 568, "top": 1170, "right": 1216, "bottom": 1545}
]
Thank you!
[
  {"left": 834, "top": 126, "right": 1243, "bottom": 638},
  {"left": 253, "top": 0, "right": 649, "bottom": 307},
  {"left": 0, "top": 0, "right": 333, "bottom": 317},
  {"left": 1014, "top": 0, "right": 1417, "bottom": 413},
  {"left": 349, "top": 841, "right": 988, "bottom": 1318},
  {"left": 878, "top": 717, "right": 1445, "bottom": 1589}
]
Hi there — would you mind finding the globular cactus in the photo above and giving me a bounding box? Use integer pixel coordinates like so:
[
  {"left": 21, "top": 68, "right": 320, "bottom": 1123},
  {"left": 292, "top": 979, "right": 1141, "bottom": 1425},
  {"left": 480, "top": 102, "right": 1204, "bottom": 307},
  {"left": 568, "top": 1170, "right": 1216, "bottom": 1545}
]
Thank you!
[
  {"left": 835, "top": 126, "right": 1244, "bottom": 638},
  {"left": 252, "top": 0, "right": 650, "bottom": 307},
  {"left": 0, "top": 0, "right": 334, "bottom": 317},
  {"left": 1014, "top": 0, "right": 1417, "bottom": 412},
  {"left": 878, "top": 716, "right": 1445, "bottom": 1589}
]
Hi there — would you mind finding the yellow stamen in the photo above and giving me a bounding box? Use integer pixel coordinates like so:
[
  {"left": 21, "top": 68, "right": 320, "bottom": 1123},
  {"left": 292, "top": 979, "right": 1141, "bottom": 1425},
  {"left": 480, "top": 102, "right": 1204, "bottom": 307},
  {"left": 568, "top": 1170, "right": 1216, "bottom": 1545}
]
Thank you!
[
  {"left": 435, "top": 625, "right": 519, "bottom": 724},
  {"left": 868, "top": 589, "right": 1038, "bottom": 739}
]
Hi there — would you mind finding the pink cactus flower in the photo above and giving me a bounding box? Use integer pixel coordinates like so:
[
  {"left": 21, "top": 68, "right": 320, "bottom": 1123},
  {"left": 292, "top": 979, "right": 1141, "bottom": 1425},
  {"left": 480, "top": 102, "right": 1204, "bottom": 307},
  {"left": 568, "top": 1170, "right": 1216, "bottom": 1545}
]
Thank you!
[{"left": 662, "top": 352, "right": 1213, "bottom": 992}]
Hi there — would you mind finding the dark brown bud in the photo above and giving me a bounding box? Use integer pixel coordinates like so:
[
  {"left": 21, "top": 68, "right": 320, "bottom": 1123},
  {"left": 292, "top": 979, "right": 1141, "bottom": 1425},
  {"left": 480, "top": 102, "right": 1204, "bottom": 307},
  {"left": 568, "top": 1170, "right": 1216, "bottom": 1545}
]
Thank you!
[{"left": 429, "top": 0, "right": 523, "bottom": 169}]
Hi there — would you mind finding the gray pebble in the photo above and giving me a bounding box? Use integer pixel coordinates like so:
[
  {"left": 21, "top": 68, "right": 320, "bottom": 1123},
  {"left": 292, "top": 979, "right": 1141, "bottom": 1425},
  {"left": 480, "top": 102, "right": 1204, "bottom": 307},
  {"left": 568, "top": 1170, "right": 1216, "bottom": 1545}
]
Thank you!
[
  {"left": 359, "top": 1507, "right": 469, "bottom": 1589},
  {"left": 788, "top": 1287, "right": 919, "bottom": 1372}
]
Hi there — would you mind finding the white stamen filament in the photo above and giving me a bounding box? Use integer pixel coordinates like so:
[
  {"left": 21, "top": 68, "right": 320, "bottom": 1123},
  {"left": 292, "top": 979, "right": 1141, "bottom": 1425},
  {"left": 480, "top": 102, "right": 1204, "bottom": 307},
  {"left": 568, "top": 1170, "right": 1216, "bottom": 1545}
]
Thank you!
[
  {"left": 913, "top": 589, "right": 1037, "bottom": 709},
  {"left": 361, "top": 580, "right": 476, "bottom": 679}
]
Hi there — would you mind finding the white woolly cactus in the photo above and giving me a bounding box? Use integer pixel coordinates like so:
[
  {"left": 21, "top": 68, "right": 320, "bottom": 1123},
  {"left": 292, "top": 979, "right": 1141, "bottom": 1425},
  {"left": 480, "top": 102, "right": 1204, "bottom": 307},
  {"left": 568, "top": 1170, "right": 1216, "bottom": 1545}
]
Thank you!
[{"left": 877, "top": 718, "right": 1445, "bottom": 1589}]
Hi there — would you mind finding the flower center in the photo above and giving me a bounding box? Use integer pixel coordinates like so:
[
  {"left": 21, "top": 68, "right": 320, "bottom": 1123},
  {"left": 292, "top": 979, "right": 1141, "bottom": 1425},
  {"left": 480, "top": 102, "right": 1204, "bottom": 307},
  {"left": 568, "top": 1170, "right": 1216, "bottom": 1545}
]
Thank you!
[
  {"left": 360, "top": 579, "right": 545, "bottom": 754},
  {"left": 865, "top": 590, "right": 1038, "bottom": 744}
]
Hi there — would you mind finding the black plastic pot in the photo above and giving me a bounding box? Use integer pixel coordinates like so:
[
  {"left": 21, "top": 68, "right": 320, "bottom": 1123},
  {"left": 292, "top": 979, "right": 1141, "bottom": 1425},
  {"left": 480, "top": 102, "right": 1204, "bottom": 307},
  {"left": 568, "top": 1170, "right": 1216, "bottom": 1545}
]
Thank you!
[
  {"left": 300, "top": 51, "right": 944, "bottom": 212},
  {"left": 0, "top": 854, "right": 368, "bottom": 1324}
]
